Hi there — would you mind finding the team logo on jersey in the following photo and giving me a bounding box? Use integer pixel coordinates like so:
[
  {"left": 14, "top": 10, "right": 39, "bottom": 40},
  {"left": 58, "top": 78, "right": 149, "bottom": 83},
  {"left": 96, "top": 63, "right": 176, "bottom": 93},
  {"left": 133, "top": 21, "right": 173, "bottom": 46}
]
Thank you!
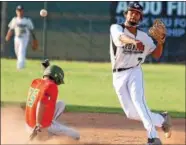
[
  {"left": 17, "top": 24, "right": 27, "bottom": 28},
  {"left": 122, "top": 43, "right": 144, "bottom": 54}
]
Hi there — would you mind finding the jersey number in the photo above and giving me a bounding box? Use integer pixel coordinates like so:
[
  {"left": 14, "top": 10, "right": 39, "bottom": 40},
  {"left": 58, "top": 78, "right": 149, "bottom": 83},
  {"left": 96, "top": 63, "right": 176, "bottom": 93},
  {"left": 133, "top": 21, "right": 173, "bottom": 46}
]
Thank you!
[{"left": 26, "top": 87, "right": 39, "bottom": 107}]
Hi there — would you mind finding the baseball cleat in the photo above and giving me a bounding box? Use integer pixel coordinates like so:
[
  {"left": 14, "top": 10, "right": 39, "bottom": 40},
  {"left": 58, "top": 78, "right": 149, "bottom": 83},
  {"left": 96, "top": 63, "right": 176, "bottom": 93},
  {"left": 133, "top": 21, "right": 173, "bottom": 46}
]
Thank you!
[
  {"left": 147, "top": 138, "right": 162, "bottom": 145},
  {"left": 160, "top": 112, "right": 172, "bottom": 138}
]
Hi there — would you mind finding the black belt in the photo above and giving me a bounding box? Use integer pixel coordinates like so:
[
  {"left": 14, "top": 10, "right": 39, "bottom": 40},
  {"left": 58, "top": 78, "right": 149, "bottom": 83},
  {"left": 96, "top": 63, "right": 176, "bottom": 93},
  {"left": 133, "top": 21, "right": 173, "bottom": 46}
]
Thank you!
[{"left": 113, "top": 67, "right": 133, "bottom": 73}]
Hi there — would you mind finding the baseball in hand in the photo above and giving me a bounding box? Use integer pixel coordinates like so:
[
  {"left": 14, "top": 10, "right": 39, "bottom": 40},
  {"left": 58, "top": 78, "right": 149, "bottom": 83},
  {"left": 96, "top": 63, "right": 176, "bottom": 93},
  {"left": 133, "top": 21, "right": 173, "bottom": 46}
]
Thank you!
[{"left": 40, "top": 9, "right": 48, "bottom": 17}]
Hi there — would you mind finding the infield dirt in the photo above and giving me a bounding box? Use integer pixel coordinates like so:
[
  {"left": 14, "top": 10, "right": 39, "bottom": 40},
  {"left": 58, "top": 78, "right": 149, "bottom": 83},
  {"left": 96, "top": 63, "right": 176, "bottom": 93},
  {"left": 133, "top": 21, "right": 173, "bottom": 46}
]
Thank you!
[{"left": 1, "top": 106, "right": 185, "bottom": 144}]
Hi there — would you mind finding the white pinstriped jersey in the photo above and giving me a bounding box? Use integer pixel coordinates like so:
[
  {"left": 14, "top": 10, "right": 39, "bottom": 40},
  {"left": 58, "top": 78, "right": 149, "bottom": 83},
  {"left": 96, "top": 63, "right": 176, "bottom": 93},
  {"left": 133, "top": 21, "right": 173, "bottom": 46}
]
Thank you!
[
  {"left": 110, "top": 24, "right": 156, "bottom": 69},
  {"left": 8, "top": 17, "right": 34, "bottom": 38}
]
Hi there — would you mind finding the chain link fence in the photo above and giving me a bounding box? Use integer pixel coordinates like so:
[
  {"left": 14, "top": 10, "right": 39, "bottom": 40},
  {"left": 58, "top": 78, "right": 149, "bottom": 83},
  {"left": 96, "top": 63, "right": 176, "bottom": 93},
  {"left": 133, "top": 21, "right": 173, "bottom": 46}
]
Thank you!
[{"left": 1, "top": 2, "right": 111, "bottom": 62}]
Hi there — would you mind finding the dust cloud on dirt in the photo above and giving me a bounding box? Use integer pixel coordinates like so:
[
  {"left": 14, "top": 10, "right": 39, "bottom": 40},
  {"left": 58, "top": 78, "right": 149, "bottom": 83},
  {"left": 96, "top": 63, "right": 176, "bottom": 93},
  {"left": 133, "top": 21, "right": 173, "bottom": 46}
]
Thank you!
[
  {"left": 1, "top": 106, "right": 185, "bottom": 144},
  {"left": 1, "top": 106, "right": 81, "bottom": 144}
]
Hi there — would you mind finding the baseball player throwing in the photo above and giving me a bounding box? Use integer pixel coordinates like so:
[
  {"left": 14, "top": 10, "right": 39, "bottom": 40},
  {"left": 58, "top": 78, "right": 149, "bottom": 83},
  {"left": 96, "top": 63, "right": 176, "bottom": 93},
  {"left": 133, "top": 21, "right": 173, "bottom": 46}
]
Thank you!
[
  {"left": 110, "top": 2, "right": 172, "bottom": 145},
  {"left": 25, "top": 60, "right": 80, "bottom": 142},
  {"left": 5, "top": 5, "right": 38, "bottom": 70}
]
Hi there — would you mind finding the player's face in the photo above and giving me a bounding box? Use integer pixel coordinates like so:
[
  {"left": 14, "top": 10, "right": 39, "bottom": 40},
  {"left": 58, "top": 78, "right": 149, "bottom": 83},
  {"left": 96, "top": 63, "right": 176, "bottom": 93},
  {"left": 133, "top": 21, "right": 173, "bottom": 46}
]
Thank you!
[
  {"left": 126, "top": 10, "right": 141, "bottom": 25},
  {"left": 16, "top": 10, "right": 24, "bottom": 17}
]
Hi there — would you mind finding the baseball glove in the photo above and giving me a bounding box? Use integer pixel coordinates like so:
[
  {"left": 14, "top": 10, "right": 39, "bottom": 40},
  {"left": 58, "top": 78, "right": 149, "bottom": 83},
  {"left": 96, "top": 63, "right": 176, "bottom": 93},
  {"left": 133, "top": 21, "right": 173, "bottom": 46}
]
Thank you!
[
  {"left": 32, "top": 39, "right": 39, "bottom": 51},
  {"left": 149, "top": 19, "right": 166, "bottom": 44}
]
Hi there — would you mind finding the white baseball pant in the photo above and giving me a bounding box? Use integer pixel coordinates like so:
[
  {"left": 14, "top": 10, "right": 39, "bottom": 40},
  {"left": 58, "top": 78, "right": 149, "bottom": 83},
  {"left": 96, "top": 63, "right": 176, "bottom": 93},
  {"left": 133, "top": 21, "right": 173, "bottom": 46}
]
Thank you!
[
  {"left": 48, "top": 101, "right": 80, "bottom": 140},
  {"left": 14, "top": 36, "right": 29, "bottom": 69},
  {"left": 25, "top": 101, "right": 80, "bottom": 141},
  {"left": 112, "top": 66, "right": 164, "bottom": 139}
]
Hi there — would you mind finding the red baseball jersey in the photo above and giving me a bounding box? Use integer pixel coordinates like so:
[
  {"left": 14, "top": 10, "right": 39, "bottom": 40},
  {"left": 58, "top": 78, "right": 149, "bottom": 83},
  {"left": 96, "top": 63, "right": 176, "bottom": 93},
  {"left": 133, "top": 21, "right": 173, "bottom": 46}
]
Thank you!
[{"left": 25, "top": 78, "right": 58, "bottom": 128}]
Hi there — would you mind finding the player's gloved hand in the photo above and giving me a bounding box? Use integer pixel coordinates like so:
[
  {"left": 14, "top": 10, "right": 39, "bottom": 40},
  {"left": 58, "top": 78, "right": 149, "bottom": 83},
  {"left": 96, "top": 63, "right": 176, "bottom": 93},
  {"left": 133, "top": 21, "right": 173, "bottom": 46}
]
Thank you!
[
  {"left": 29, "top": 123, "right": 42, "bottom": 141},
  {"left": 41, "top": 59, "right": 50, "bottom": 70},
  {"left": 149, "top": 19, "right": 166, "bottom": 44},
  {"left": 32, "top": 39, "right": 39, "bottom": 51},
  {"left": 135, "top": 40, "right": 144, "bottom": 52}
]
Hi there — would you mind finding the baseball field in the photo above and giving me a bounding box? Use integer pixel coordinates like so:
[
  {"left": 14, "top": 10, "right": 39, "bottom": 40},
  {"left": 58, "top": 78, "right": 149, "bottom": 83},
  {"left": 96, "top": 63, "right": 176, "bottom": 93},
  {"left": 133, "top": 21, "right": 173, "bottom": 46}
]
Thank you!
[{"left": 1, "top": 58, "right": 185, "bottom": 144}]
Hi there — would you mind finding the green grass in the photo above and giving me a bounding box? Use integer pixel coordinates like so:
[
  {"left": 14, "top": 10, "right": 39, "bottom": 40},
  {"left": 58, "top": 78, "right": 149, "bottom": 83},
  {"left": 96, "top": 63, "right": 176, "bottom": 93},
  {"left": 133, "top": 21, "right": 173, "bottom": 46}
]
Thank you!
[{"left": 1, "top": 58, "right": 185, "bottom": 118}]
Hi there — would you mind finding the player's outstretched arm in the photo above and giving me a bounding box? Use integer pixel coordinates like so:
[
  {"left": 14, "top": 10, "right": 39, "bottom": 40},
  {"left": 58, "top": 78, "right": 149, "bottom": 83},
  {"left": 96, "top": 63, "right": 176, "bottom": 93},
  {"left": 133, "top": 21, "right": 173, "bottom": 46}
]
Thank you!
[
  {"left": 36, "top": 101, "right": 45, "bottom": 125},
  {"left": 110, "top": 24, "right": 136, "bottom": 47},
  {"left": 119, "top": 34, "right": 136, "bottom": 45},
  {"left": 30, "top": 30, "right": 37, "bottom": 40},
  {"left": 151, "top": 42, "right": 164, "bottom": 60},
  {"left": 5, "top": 29, "right": 13, "bottom": 41},
  {"left": 120, "top": 35, "right": 144, "bottom": 51},
  {"left": 28, "top": 101, "right": 44, "bottom": 141},
  {"left": 30, "top": 30, "right": 39, "bottom": 50}
]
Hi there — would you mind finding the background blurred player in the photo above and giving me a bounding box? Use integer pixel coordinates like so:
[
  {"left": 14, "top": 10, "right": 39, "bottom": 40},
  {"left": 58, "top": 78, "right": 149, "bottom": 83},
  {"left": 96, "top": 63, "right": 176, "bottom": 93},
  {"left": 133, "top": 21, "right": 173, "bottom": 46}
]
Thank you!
[{"left": 5, "top": 5, "right": 38, "bottom": 70}]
